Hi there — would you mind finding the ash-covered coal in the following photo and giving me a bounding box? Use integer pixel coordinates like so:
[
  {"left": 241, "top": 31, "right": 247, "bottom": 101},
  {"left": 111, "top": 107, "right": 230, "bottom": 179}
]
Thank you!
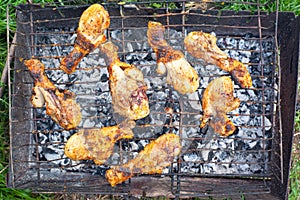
[{"left": 31, "top": 26, "right": 276, "bottom": 177}]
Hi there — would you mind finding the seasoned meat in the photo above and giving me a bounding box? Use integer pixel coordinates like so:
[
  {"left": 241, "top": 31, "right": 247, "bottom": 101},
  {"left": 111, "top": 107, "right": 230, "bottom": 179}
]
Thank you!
[
  {"left": 99, "top": 41, "right": 149, "bottom": 120},
  {"left": 184, "top": 31, "right": 252, "bottom": 88},
  {"left": 105, "top": 133, "right": 181, "bottom": 186},
  {"left": 24, "top": 59, "right": 82, "bottom": 130},
  {"left": 65, "top": 120, "right": 135, "bottom": 165},
  {"left": 147, "top": 21, "right": 199, "bottom": 94},
  {"left": 60, "top": 4, "right": 110, "bottom": 74},
  {"left": 200, "top": 76, "right": 240, "bottom": 137}
]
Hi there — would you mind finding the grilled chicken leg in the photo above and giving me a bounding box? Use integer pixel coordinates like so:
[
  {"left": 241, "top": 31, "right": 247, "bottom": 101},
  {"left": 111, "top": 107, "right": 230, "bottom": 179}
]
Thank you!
[
  {"left": 200, "top": 76, "right": 240, "bottom": 137},
  {"left": 147, "top": 21, "right": 199, "bottom": 94},
  {"left": 106, "top": 133, "right": 181, "bottom": 186},
  {"left": 65, "top": 120, "right": 136, "bottom": 165},
  {"left": 184, "top": 31, "right": 252, "bottom": 88},
  {"left": 60, "top": 4, "right": 110, "bottom": 74},
  {"left": 99, "top": 41, "right": 150, "bottom": 120},
  {"left": 24, "top": 59, "right": 82, "bottom": 130}
]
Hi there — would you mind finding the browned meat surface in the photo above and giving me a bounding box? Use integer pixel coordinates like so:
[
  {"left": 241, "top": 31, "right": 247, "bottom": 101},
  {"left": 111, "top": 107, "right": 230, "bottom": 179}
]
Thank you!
[
  {"left": 147, "top": 21, "right": 199, "bottom": 94},
  {"left": 200, "top": 76, "right": 240, "bottom": 137},
  {"left": 60, "top": 4, "right": 110, "bottom": 74},
  {"left": 24, "top": 59, "right": 82, "bottom": 130},
  {"left": 99, "top": 41, "right": 149, "bottom": 120},
  {"left": 184, "top": 31, "right": 252, "bottom": 88},
  {"left": 65, "top": 120, "right": 135, "bottom": 165},
  {"left": 105, "top": 133, "right": 181, "bottom": 186}
]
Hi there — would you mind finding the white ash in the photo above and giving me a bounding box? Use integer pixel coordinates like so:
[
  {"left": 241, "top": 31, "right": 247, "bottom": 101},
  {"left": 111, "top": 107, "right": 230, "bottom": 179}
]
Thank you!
[{"left": 30, "top": 27, "right": 276, "bottom": 178}]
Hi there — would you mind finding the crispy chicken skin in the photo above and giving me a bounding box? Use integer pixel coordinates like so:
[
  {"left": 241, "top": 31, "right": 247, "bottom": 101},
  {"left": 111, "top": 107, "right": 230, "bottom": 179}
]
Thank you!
[
  {"left": 24, "top": 59, "right": 82, "bottom": 130},
  {"left": 184, "top": 31, "right": 252, "bottom": 88},
  {"left": 147, "top": 21, "right": 199, "bottom": 94},
  {"left": 65, "top": 120, "right": 136, "bottom": 165},
  {"left": 60, "top": 4, "right": 110, "bottom": 74},
  {"left": 106, "top": 133, "right": 181, "bottom": 186},
  {"left": 200, "top": 76, "right": 240, "bottom": 137},
  {"left": 99, "top": 41, "right": 149, "bottom": 120}
]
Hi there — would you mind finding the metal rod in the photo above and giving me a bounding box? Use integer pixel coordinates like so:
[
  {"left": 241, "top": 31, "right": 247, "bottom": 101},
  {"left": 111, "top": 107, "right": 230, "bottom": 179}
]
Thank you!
[
  {"left": 7, "top": 4, "right": 14, "bottom": 188},
  {"left": 274, "top": 0, "right": 284, "bottom": 185}
]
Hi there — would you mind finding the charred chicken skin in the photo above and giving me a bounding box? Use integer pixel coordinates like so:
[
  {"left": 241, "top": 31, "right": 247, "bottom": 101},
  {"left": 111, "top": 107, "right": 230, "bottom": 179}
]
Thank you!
[
  {"left": 184, "top": 31, "right": 252, "bottom": 88},
  {"left": 147, "top": 21, "right": 199, "bottom": 94},
  {"left": 200, "top": 76, "right": 240, "bottom": 137},
  {"left": 60, "top": 4, "right": 110, "bottom": 74},
  {"left": 99, "top": 41, "right": 150, "bottom": 120},
  {"left": 106, "top": 133, "right": 181, "bottom": 186},
  {"left": 65, "top": 120, "right": 136, "bottom": 165},
  {"left": 24, "top": 59, "right": 82, "bottom": 130}
]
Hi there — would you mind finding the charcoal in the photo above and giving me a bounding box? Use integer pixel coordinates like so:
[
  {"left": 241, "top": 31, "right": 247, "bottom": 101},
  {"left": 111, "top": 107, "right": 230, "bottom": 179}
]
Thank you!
[{"left": 30, "top": 26, "right": 277, "bottom": 177}]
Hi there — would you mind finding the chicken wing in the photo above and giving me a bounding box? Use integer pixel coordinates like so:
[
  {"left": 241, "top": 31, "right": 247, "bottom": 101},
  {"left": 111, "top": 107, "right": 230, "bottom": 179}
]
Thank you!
[
  {"left": 184, "top": 31, "right": 252, "bottom": 88},
  {"left": 24, "top": 59, "right": 82, "bottom": 130},
  {"left": 200, "top": 76, "right": 240, "bottom": 137},
  {"left": 147, "top": 21, "right": 199, "bottom": 94},
  {"left": 105, "top": 133, "right": 181, "bottom": 186},
  {"left": 65, "top": 120, "right": 136, "bottom": 165},
  {"left": 99, "top": 41, "right": 149, "bottom": 120},
  {"left": 60, "top": 4, "right": 110, "bottom": 74}
]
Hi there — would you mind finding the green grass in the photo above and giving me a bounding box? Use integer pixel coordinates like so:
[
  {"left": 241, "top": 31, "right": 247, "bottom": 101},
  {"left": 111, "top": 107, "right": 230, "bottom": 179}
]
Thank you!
[
  {"left": 289, "top": 139, "right": 300, "bottom": 200},
  {"left": 215, "top": 0, "right": 300, "bottom": 16},
  {"left": 295, "top": 110, "right": 300, "bottom": 133},
  {"left": 290, "top": 83, "right": 300, "bottom": 199},
  {"left": 0, "top": 0, "right": 299, "bottom": 199}
]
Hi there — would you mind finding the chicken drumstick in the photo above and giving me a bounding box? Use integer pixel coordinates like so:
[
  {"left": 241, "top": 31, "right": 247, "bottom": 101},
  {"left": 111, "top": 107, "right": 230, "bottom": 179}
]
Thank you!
[
  {"left": 106, "top": 133, "right": 181, "bottom": 186},
  {"left": 60, "top": 4, "right": 110, "bottom": 74},
  {"left": 24, "top": 59, "right": 82, "bottom": 130},
  {"left": 147, "top": 21, "right": 199, "bottom": 94},
  {"left": 184, "top": 31, "right": 252, "bottom": 88},
  {"left": 99, "top": 41, "right": 150, "bottom": 120},
  {"left": 200, "top": 76, "right": 240, "bottom": 137}
]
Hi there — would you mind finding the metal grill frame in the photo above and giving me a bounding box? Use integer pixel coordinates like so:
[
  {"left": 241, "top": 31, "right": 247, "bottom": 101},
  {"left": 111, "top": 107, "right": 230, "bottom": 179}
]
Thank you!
[{"left": 7, "top": 1, "right": 299, "bottom": 199}]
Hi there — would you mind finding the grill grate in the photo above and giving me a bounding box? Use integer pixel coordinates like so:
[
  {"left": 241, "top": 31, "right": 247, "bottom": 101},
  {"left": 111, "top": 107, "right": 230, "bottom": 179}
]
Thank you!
[{"left": 7, "top": 1, "right": 299, "bottom": 199}]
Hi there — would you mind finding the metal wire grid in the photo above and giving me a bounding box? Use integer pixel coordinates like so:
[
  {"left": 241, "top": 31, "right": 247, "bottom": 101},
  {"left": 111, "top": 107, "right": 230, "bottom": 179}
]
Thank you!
[{"left": 7, "top": 0, "right": 282, "bottom": 197}]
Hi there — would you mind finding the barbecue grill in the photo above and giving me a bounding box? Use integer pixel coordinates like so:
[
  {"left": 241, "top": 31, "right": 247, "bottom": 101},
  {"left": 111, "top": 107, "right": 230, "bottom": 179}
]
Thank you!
[{"left": 7, "top": 0, "right": 299, "bottom": 199}]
